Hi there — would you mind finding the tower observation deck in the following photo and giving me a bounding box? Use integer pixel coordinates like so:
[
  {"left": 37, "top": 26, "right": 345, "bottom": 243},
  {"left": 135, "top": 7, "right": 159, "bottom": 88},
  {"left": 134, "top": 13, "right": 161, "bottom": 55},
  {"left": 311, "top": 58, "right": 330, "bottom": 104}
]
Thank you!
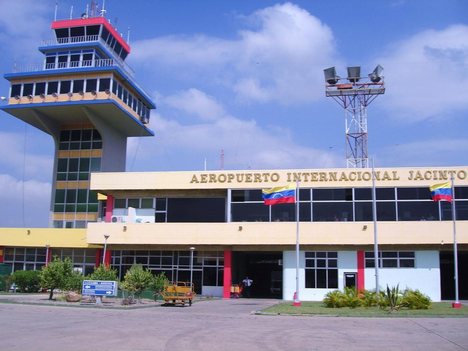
[{"left": 1, "top": 9, "right": 156, "bottom": 228}]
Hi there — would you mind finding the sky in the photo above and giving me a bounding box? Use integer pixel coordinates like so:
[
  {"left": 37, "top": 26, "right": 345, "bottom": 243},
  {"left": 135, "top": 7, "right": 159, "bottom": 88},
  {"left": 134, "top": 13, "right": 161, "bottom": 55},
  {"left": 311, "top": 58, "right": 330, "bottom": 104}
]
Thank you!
[{"left": 0, "top": 0, "right": 467, "bottom": 227}]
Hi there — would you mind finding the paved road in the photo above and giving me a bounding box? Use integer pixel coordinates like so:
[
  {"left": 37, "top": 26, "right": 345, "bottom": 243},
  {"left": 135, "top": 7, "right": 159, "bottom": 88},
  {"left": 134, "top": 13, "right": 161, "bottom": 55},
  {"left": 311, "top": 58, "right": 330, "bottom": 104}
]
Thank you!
[{"left": 0, "top": 298, "right": 467, "bottom": 351}]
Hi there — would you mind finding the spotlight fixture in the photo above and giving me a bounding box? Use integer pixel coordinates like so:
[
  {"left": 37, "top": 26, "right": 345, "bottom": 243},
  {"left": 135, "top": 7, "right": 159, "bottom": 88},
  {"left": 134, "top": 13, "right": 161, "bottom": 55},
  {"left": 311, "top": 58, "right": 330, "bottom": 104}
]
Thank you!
[
  {"left": 369, "top": 64, "right": 384, "bottom": 83},
  {"left": 347, "top": 66, "right": 361, "bottom": 83},
  {"left": 324, "top": 67, "right": 340, "bottom": 85}
]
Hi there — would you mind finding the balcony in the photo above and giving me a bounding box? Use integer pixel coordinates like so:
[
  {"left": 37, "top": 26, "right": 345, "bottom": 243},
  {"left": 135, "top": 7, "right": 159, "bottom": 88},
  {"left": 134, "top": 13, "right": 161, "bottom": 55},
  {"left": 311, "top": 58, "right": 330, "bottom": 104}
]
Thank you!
[{"left": 11, "top": 58, "right": 134, "bottom": 78}]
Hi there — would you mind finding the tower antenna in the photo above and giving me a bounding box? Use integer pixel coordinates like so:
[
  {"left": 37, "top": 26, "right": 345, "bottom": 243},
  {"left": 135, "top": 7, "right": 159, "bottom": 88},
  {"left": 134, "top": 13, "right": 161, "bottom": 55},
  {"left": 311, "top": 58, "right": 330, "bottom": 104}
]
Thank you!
[
  {"left": 324, "top": 65, "right": 385, "bottom": 168},
  {"left": 220, "top": 149, "right": 225, "bottom": 170},
  {"left": 54, "top": 1, "right": 58, "bottom": 21},
  {"left": 101, "top": 0, "right": 106, "bottom": 17}
]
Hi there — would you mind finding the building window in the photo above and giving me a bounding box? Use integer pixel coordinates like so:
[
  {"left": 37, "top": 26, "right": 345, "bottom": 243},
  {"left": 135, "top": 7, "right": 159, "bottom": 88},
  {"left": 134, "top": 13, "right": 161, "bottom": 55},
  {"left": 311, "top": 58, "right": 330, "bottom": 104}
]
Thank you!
[
  {"left": 305, "top": 252, "right": 338, "bottom": 289},
  {"left": 365, "top": 251, "right": 415, "bottom": 268}
]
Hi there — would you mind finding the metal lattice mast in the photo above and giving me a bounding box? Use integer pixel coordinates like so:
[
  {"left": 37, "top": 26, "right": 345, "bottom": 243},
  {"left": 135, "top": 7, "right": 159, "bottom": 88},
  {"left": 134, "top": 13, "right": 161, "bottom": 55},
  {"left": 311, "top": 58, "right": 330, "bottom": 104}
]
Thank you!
[{"left": 324, "top": 65, "right": 385, "bottom": 168}]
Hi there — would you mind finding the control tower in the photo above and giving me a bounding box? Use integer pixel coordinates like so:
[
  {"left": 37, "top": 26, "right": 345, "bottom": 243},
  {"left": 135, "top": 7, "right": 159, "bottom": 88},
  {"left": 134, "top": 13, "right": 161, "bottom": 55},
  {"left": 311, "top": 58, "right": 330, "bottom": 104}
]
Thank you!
[{"left": 1, "top": 9, "right": 156, "bottom": 229}]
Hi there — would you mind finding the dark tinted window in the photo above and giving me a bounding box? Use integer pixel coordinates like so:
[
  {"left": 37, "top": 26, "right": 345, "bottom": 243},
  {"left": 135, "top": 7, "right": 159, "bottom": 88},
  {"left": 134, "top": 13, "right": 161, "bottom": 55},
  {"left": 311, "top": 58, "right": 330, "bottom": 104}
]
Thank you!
[
  {"left": 231, "top": 190, "right": 263, "bottom": 202},
  {"left": 11, "top": 84, "right": 21, "bottom": 97},
  {"left": 70, "top": 26, "right": 85, "bottom": 37},
  {"left": 313, "top": 188, "right": 353, "bottom": 201},
  {"left": 398, "top": 201, "right": 439, "bottom": 221},
  {"left": 23, "top": 83, "right": 33, "bottom": 96},
  {"left": 35, "top": 82, "right": 46, "bottom": 95},
  {"left": 55, "top": 28, "right": 68, "bottom": 39},
  {"left": 231, "top": 203, "right": 269, "bottom": 222},
  {"left": 397, "top": 187, "right": 431, "bottom": 200},
  {"left": 73, "top": 80, "right": 84, "bottom": 93},
  {"left": 167, "top": 198, "right": 225, "bottom": 222},
  {"left": 87, "top": 25, "right": 100, "bottom": 36},
  {"left": 99, "top": 78, "right": 110, "bottom": 92},
  {"left": 60, "top": 81, "right": 71, "bottom": 94},
  {"left": 47, "top": 81, "right": 58, "bottom": 95},
  {"left": 86, "top": 79, "right": 97, "bottom": 92}
]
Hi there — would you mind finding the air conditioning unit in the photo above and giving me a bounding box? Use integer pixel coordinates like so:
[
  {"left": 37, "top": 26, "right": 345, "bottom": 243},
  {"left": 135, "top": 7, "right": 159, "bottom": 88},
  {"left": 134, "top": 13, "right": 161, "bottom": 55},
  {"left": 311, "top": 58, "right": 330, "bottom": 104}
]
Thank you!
[{"left": 111, "top": 216, "right": 122, "bottom": 223}]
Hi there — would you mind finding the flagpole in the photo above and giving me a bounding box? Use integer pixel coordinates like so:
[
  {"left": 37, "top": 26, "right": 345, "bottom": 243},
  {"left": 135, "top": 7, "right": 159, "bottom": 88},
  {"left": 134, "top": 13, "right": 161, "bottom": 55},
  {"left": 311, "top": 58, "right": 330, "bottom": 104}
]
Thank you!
[
  {"left": 450, "top": 175, "right": 461, "bottom": 308},
  {"left": 293, "top": 181, "right": 301, "bottom": 306},
  {"left": 371, "top": 158, "right": 380, "bottom": 295}
]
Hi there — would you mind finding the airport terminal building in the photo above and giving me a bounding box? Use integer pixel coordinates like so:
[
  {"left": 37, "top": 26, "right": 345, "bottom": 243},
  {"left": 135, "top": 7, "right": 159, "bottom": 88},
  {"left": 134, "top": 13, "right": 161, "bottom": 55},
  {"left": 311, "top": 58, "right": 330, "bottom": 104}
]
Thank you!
[
  {"left": 1, "top": 167, "right": 468, "bottom": 301},
  {"left": 0, "top": 10, "right": 467, "bottom": 302}
]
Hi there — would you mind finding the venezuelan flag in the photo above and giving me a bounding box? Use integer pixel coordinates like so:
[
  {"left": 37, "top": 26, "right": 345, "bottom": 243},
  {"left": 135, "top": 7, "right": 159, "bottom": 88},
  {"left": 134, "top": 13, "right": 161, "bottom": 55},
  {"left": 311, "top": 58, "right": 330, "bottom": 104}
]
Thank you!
[
  {"left": 262, "top": 184, "right": 296, "bottom": 205},
  {"left": 429, "top": 182, "right": 453, "bottom": 202}
]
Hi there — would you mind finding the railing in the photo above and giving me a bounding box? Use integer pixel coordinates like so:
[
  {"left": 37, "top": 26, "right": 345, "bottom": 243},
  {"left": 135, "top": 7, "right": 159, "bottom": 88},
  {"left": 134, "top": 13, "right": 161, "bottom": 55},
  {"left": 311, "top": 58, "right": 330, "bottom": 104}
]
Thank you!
[
  {"left": 41, "top": 35, "right": 99, "bottom": 46},
  {"left": 39, "top": 35, "right": 135, "bottom": 77},
  {"left": 12, "top": 58, "right": 134, "bottom": 78}
]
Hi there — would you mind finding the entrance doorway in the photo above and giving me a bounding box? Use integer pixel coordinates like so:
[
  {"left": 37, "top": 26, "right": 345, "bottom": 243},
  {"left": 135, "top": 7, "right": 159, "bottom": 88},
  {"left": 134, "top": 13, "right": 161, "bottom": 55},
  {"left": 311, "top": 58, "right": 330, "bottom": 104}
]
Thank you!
[
  {"left": 232, "top": 252, "right": 282, "bottom": 298},
  {"left": 440, "top": 251, "right": 468, "bottom": 300}
]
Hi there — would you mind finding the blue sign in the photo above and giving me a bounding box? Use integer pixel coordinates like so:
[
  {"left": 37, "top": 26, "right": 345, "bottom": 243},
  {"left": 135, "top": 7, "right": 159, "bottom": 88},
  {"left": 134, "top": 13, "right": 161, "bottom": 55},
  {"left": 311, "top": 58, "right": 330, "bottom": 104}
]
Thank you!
[{"left": 82, "top": 280, "right": 118, "bottom": 296}]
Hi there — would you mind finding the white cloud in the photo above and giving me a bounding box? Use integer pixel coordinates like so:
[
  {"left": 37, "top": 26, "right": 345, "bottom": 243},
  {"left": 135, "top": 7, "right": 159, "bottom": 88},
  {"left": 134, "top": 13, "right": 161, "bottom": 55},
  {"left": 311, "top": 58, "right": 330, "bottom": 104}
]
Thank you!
[
  {"left": 131, "top": 3, "right": 339, "bottom": 104},
  {"left": 127, "top": 89, "right": 341, "bottom": 171},
  {"left": 164, "top": 89, "right": 226, "bottom": 121},
  {"left": 0, "top": 174, "right": 51, "bottom": 227},
  {"left": 377, "top": 25, "right": 468, "bottom": 122},
  {"left": 0, "top": 131, "right": 53, "bottom": 182},
  {"left": 378, "top": 138, "right": 468, "bottom": 166},
  {"left": 0, "top": 0, "right": 50, "bottom": 59}
]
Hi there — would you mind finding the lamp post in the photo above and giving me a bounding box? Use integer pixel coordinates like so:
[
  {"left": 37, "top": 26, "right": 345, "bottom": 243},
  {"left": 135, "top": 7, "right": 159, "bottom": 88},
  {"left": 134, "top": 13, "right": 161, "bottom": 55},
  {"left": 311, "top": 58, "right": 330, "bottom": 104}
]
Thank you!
[
  {"left": 189, "top": 247, "right": 195, "bottom": 288},
  {"left": 102, "top": 234, "right": 110, "bottom": 266}
]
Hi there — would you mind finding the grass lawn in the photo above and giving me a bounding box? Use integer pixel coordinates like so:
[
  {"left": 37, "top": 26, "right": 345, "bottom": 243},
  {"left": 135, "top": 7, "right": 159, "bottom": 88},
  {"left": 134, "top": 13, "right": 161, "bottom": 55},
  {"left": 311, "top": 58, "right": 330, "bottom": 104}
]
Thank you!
[{"left": 261, "top": 301, "right": 468, "bottom": 317}]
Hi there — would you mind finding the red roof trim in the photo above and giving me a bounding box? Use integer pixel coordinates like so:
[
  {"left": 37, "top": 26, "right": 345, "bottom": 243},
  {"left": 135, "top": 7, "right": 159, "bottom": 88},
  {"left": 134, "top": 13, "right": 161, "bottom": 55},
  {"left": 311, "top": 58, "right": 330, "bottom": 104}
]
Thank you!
[{"left": 51, "top": 17, "right": 130, "bottom": 54}]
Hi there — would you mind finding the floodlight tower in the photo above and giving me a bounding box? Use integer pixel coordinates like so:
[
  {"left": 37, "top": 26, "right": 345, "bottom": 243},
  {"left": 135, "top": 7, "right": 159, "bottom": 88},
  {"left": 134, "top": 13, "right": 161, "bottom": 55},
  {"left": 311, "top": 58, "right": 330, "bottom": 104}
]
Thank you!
[{"left": 324, "top": 65, "right": 385, "bottom": 168}]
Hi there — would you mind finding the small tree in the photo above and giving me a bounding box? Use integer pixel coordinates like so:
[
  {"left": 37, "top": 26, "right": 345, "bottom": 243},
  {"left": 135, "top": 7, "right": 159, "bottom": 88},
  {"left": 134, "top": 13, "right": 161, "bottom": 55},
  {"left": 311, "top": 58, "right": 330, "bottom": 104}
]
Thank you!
[
  {"left": 120, "top": 264, "right": 153, "bottom": 302},
  {"left": 149, "top": 272, "right": 169, "bottom": 300},
  {"left": 88, "top": 264, "right": 119, "bottom": 281},
  {"left": 12, "top": 270, "right": 41, "bottom": 293},
  {"left": 40, "top": 257, "right": 74, "bottom": 300}
]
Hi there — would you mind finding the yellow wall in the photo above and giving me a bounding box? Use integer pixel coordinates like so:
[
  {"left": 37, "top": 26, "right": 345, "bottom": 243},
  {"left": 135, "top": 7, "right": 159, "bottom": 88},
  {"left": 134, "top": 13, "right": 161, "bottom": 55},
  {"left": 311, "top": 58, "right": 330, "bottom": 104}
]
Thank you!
[
  {"left": 87, "top": 221, "right": 468, "bottom": 247},
  {"left": 0, "top": 228, "right": 94, "bottom": 248},
  {"left": 91, "top": 166, "right": 468, "bottom": 191}
]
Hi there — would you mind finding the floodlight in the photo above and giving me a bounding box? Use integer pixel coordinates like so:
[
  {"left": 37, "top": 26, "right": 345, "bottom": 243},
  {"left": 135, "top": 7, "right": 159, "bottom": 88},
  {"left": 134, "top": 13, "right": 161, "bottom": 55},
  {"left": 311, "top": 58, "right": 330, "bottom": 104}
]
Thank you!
[
  {"left": 347, "top": 66, "right": 361, "bottom": 83},
  {"left": 369, "top": 64, "right": 384, "bottom": 83},
  {"left": 324, "top": 67, "right": 339, "bottom": 85}
]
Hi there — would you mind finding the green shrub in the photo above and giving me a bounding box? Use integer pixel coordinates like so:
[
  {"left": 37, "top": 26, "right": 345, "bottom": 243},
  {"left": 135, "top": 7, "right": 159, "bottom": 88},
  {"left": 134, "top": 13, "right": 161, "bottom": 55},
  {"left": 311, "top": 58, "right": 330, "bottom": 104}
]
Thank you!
[
  {"left": 379, "top": 284, "right": 402, "bottom": 311},
  {"left": 88, "top": 265, "right": 119, "bottom": 281},
  {"left": 64, "top": 271, "right": 85, "bottom": 292},
  {"left": 12, "top": 270, "right": 41, "bottom": 293},
  {"left": 343, "top": 287, "right": 362, "bottom": 308},
  {"left": 40, "top": 257, "right": 74, "bottom": 300},
  {"left": 0, "top": 275, "right": 13, "bottom": 292},
  {"left": 401, "top": 289, "right": 431, "bottom": 309},
  {"left": 149, "top": 272, "right": 169, "bottom": 299},
  {"left": 323, "top": 290, "right": 347, "bottom": 308},
  {"left": 120, "top": 264, "right": 153, "bottom": 301},
  {"left": 360, "top": 290, "right": 378, "bottom": 307}
]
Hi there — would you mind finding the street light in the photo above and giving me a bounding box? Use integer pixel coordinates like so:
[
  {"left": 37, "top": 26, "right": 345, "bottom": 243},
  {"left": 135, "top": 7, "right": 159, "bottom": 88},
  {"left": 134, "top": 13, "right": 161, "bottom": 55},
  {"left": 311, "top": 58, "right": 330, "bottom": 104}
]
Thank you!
[
  {"left": 189, "top": 247, "right": 195, "bottom": 289},
  {"left": 102, "top": 234, "right": 110, "bottom": 266}
]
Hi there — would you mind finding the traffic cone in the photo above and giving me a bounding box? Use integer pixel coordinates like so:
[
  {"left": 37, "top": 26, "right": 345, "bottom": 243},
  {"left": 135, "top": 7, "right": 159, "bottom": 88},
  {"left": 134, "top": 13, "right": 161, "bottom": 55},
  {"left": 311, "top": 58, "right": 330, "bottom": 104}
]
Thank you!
[{"left": 292, "top": 292, "right": 301, "bottom": 307}]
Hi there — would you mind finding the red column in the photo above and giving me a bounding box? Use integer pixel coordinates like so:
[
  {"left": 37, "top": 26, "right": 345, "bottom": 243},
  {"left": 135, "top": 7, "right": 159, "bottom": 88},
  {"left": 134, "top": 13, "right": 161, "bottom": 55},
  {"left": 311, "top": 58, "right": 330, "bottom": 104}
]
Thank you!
[
  {"left": 357, "top": 251, "right": 365, "bottom": 292},
  {"left": 95, "top": 249, "right": 102, "bottom": 267},
  {"left": 0, "top": 246, "right": 4, "bottom": 263},
  {"left": 223, "top": 250, "right": 232, "bottom": 299},
  {"left": 104, "top": 250, "right": 112, "bottom": 267},
  {"left": 105, "top": 195, "right": 114, "bottom": 223}
]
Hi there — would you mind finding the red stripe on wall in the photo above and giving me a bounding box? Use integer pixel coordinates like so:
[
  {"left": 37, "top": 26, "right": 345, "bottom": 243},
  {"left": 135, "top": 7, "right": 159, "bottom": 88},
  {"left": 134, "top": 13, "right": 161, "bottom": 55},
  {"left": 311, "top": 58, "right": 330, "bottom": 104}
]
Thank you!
[
  {"left": 105, "top": 195, "right": 114, "bottom": 223},
  {"left": 223, "top": 250, "right": 232, "bottom": 299},
  {"left": 357, "top": 251, "right": 365, "bottom": 291},
  {"left": 0, "top": 246, "right": 4, "bottom": 263}
]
